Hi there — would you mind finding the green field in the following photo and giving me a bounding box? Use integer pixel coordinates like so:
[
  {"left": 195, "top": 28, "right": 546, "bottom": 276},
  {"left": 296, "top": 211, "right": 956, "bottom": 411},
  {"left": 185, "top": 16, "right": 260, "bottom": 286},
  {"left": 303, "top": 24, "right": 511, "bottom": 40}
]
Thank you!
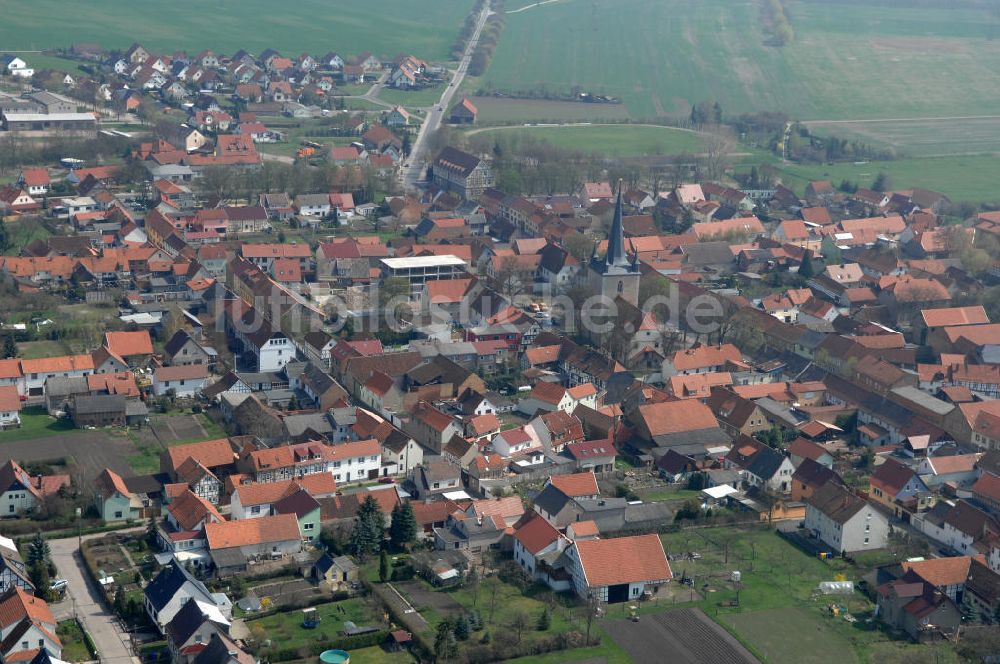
[
  {"left": 467, "top": 124, "right": 707, "bottom": 156},
  {"left": 760, "top": 154, "right": 1000, "bottom": 205},
  {"left": 487, "top": 0, "right": 1000, "bottom": 125},
  {"left": 0, "top": 0, "right": 474, "bottom": 60}
]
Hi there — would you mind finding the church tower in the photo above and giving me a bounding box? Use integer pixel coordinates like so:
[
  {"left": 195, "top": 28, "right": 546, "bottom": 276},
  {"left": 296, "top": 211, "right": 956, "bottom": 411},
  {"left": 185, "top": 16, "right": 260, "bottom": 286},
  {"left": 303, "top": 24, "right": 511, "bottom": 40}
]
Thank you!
[{"left": 588, "top": 181, "right": 640, "bottom": 306}]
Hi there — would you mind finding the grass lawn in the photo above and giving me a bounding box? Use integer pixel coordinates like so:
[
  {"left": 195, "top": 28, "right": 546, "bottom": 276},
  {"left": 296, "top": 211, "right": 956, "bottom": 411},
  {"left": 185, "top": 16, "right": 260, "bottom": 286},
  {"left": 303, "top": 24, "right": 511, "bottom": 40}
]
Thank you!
[
  {"left": 56, "top": 619, "right": 95, "bottom": 662},
  {"left": 446, "top": 581, "right": 574, "bottom": 634},
  {"left": 126, "top": 441, "right": 160, "bottom": 475},
  {"left": 257, "top": 135, "right": 355, "bottom": 159},
  {"left": 0, "top": 0, "right": 475, "bottom": 60},
  {"left": 636, "top": 485, "right": 703, "bottom": 503},
  {"left": 17, "top": 339, "right": 71, "bottom": 359},
  {"left": 282, "top": 646, "right": 416, "bottom": 664},
  {"left": 466, "top": 124, "right": 706, "bottom": 156},
  {"left": 0, "top": 407, "right": 80, "bottom": 444},
  {"left": 246, "top": 598, "right": 374, "bottom": 652},
  {"left": 378, "top": 84, "right": 445, "bottom": 108},
  {"left": 756, "top": 154, "right": 1000, "bottom": 205}
]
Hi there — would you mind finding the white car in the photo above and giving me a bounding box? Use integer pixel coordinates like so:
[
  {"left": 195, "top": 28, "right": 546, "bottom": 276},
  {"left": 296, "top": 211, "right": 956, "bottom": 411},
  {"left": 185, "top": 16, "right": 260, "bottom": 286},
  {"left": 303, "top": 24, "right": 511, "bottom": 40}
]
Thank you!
[{"left": 50, "top": 579, "right": 68, "bottom": 591}]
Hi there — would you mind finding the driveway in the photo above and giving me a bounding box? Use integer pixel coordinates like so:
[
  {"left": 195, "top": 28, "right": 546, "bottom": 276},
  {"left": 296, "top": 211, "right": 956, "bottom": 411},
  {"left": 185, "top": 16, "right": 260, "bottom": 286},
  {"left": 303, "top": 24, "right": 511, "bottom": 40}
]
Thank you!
[{"left": 50, "top": 532, "right": 141, "bottom": 664}]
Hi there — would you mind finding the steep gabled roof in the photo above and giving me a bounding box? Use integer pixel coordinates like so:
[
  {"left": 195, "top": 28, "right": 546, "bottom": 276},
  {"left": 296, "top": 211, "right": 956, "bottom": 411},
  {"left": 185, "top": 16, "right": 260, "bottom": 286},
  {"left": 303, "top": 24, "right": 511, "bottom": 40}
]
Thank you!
[
  {"left": 806, "top": 482, "right": 868, "bottom": 524},
  {"left": 513, "top": 513, "right": 562, "bottom": 555}
]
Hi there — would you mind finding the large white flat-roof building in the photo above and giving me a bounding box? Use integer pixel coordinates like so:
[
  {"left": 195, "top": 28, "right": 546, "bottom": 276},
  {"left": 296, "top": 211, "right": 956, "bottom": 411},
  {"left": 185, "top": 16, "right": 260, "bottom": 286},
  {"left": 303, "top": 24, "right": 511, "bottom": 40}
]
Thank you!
[{"left": 380, "top": 255, "right": 469, "bottom": 295}]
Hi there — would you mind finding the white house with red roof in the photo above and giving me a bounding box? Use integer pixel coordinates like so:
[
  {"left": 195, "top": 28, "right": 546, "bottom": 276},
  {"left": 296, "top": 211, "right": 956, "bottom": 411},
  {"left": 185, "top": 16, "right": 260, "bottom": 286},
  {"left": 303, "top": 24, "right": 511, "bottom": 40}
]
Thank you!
[
  {"left": 517, "top": 381, "right": 598, "bottom": 417},
  {"left": 17, "top": 168, "right": 50, "bottom": 196},
  {"left": 0, "top": 386, "right": 21, "bottom": 429},
  {"left": 0, "top": 460, "right": 69, "bottom": 517},
  {"left": 491, "top": 426, "right": 542, "bottom": 458},
  {"left": 153, "top": 364, "right": 209, "bottom": 397},
  {"left": 513, "top": 514, "right": 570, "bottom": 588},
  {"left": 0, "top": 585, "right": 61, "bottom": 661}
]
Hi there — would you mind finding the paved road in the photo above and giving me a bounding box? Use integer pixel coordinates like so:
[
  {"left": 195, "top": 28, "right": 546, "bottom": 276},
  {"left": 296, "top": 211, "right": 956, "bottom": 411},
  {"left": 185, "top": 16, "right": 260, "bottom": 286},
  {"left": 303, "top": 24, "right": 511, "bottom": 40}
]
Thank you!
[
  {"left": 399, "top": 3, "right": 492, "bottom": 192},
  {"left": 50, "top": 533, "right": 141, "bottom": 664}
]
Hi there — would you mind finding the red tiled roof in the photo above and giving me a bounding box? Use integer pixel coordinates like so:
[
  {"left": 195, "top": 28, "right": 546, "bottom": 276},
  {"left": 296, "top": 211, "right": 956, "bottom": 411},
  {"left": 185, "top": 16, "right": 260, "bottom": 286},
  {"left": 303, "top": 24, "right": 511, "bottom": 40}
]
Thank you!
[
  {"left": 637, "top": 399, "right": 719, "bottom": 436},
  {"left": 901, "top": 555, "right": 983, "bottom": 588},
  {"left": 205, "top": 513, "right": 300, "bottom": 549},
  {"left": 20, "top": 354, "right": 94, "bottom": 374},
  {"left": 525, "top": 345, "right": 560, "bottom": 366},
  {"left": 425, "top": 278, "right": 474, "bottom": 303},
  {"left": 470, "top": 496, "right": 524, "bottom": 521},
  {"left": 869, "top": 458, "right": 915, "bottom": 497},
  {"left": 973, "top": 472, "right": 1000, "bottom": 502},
  {"left": 528, "top": 381, "right": 566, "bottom": 406},
  {"left": 155, "top": 364, "right": 209, "bottom": 382},
  {"left": 411, "top": 499, "right": 459, "bottom": 526},
  {"left": 0, "top": 586, "right": 55, "bottom": 628},
  {"left": 20, "top": 168, "right": 49, "bottom": 187},
  {"left": 0, "top": 359, "right": 21, "bottom": 380},
  {"left": 468, "top": 413, "right": 501, "bottom": 436},
  {"left": 574, "top": 534, "right": 672, "bottom": 587},
  {"left": 168, "top": 489, "right": 223, "bottom": 531},
  {"left": 95, "top": 468, "right": 130, "bottom": 500},
  {"left": 165, "top": 438, "right": 236, "bottom": 473},
  {"left": 0, "top": 386, "right": 20, "bottom": 413},
  {"left": 413, "top": 401, "right": 455, "bottom": 432},
  {"left": 548, "top": 471, "right": 598, "bottom": 497},
  {"left": 105, "top": 330, "right": 153, "bottom": 358},
  {"left": 921, "top": 306, "right": 990, "bottom": 328},
  {"left": 671, "top": 344, "right": 743, "bottom": 371},
  {"left": 514, "top": 514, "right": 562, "bottom": 554}
]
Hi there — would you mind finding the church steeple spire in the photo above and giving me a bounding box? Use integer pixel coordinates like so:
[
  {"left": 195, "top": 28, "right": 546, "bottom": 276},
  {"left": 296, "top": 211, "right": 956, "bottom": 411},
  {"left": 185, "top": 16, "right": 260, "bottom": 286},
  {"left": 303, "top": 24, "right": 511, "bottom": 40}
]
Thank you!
[{"left": 605, "top": 179, "right": 629, "bottom": 269}]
